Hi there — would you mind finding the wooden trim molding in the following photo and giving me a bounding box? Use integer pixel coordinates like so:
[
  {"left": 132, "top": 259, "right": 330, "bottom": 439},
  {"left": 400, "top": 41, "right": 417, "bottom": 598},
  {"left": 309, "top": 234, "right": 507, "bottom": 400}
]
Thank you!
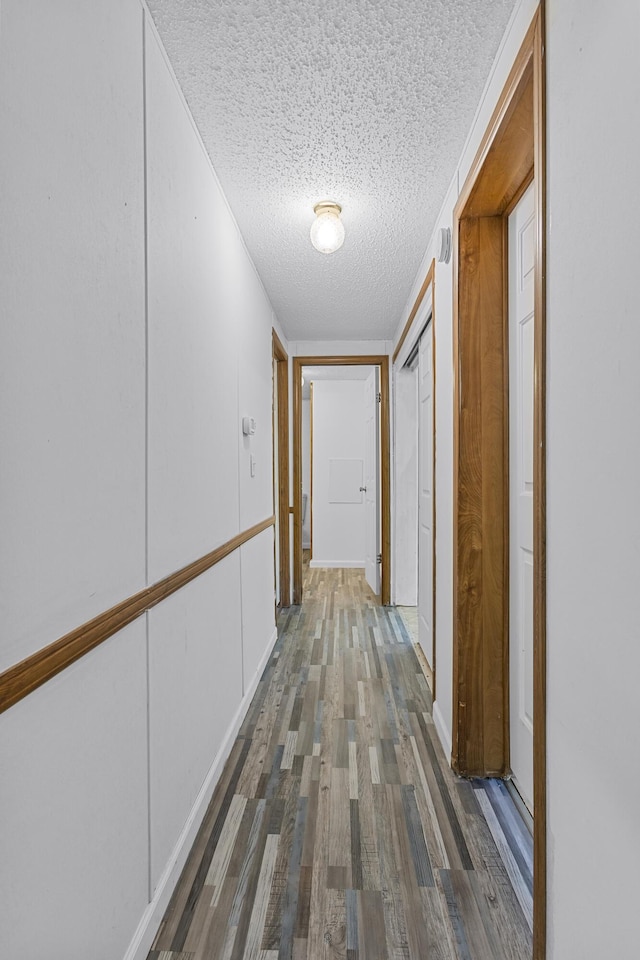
[
  {"left": 293, "top": 359, "right": 303, "bottom": 604},
  {"left": 272, "top": 329, "right": 290, "bottom": 607},
  {"left": 379, "top": 360, "right": 391, "bottom": 606},
  {"left": 0, "top": 516, "right": 275, "bottom": 715},
  {"left": 272, "top": 328, "right": 287, "bottom": 363},
  {"left": 309, "top": 381, "right": 314, "bottom": 558},
  {"left": 392, "top": 259, "right": 435, "bottom": 364},
  {"left": 292, "top": 356, "right": 391, "bottom": 606}
]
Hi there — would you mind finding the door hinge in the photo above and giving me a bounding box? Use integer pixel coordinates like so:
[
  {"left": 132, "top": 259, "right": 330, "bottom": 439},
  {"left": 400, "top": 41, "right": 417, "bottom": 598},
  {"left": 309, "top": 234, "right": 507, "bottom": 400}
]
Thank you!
[
  {"left": 377, "top": 553, "right": 383, "bottom": 565},
  {"left": 376, "top": 392, "right": 382, "bottom": 403}
]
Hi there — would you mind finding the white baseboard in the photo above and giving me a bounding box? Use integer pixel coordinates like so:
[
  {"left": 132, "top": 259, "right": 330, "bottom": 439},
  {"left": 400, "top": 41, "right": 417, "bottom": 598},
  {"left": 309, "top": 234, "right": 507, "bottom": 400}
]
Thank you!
[
  {"left": 123, "top": 626, "right": 278, "bottom": 960},
  {"left": 308, "top": 560, "right": 365, "bottom": 569},
  {"left": 432, "top": 699, "right": 453, "bottom": 763}
]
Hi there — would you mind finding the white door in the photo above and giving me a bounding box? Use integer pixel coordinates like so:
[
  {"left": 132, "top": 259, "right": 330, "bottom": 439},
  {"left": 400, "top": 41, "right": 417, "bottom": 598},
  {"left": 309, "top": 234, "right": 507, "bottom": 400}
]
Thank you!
[
  {"left": 509, "top": 182, "right": 535, "bottom": 812},
  {"left": 364, "top": 367, "right": 380, "bottom": 595},
  {"left": 418, "top": 326, "right": 434, "bottom": 670}
]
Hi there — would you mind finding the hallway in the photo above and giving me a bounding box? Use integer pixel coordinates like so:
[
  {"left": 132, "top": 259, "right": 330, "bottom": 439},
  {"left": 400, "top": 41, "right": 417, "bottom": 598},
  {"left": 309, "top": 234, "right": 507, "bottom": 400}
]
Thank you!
[{"left": 149, "top": 569, "right": 532, "bottom": 959}]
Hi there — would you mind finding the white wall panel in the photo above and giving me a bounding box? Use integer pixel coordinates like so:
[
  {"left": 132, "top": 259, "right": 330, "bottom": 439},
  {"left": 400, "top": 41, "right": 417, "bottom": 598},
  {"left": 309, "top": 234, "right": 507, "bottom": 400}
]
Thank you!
[
  {"left": 145, "top": 27, "right": 241, "bottom": 583},
  {"left": 148, "top": 556, "right": 243, "bottom": 889},
  {"left": 241, "top": 529, "right": 278, "bottom": 695},
  {"left": 291, "top": 339, "right": 391, "bottom": 357},
  {"left": 0, "top": 0, "right": 146, "bottom": 671},
  {"left": 0, "top": 620, "right": 149, "bottom": 960},
  {"left": 236, "top": 257, "right": 275, "bottom": 531},
  {"left": 546, "top": 1, "right": 639, "bottom": 955},
  {"left": 431, "top": 177, "right": 457, "bottom": 755}
]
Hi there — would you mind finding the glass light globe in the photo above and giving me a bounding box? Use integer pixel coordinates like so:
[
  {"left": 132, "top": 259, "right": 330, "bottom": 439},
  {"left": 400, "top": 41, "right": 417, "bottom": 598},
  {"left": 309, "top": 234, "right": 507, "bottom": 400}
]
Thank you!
[{"left": 310, "top": 202, "right": 345, "bottom": 254}]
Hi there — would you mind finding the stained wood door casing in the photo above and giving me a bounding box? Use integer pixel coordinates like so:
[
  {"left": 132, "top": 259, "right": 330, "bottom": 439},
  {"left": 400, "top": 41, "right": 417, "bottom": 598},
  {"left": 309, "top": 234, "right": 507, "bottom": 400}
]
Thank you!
[
  {"left": 364, "top": 367, "right": 381, "bottom": 596},
  {"left": 417, "top": 327, "right": 434, "bottom": 671},
  {"left": 272, "top": 330, "right": 290, "bottom": 607},
  {"left": 454, "top": 214, "right": 509, "bottom": 778},
  {"left": 509, "top": 183, "right": 535, "bottom": 812}
]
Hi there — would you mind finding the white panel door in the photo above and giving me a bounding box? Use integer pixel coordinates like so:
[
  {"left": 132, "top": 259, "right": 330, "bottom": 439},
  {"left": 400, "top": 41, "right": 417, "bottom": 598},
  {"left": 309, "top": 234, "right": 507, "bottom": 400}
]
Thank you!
[
  {"left": 418, "top": 326, "right": 434, "bottom": 669},
  {"left": 364, "top": 368, "right": 381, "bottom": 595},
  {"left": 509, "top": 182, "right": 535, "bottom": 812}
]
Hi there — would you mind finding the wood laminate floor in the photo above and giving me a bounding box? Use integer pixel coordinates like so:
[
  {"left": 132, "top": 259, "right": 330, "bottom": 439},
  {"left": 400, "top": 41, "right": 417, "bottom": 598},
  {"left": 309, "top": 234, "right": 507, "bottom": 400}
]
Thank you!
[{"left": 148, "top": 568, "right": 532, "bottom": 959}]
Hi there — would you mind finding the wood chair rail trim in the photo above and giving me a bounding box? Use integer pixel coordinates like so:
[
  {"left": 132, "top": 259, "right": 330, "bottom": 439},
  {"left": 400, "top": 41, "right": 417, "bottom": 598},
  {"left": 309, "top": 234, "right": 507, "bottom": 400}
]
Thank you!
[{"left": 0, "top": 515, "right": 275, "bottom": 715}]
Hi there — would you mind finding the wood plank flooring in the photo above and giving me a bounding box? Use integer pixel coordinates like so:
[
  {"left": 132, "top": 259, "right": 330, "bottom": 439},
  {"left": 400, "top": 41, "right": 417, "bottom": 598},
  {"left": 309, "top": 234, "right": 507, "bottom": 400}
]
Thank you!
[{"left": 148, "top": 568, "right": 532, "bottom": 959}]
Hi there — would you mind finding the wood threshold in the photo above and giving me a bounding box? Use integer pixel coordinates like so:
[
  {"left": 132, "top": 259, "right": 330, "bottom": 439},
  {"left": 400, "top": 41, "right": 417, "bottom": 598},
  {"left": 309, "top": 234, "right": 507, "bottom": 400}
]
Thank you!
[{"left": 0, "top": 515, "right": 275, "bottom": 715}]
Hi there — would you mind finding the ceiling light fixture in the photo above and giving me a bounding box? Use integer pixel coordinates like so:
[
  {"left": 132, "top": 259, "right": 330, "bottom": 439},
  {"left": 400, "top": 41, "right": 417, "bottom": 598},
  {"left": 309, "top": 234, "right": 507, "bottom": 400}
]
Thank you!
[{"left": 310, "top": 201, "right": 345, "bottom": 254}]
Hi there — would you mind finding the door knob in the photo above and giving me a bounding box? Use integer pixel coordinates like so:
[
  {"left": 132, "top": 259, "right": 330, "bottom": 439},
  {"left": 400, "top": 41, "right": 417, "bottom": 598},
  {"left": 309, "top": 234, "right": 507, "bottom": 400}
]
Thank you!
[{"left": 359, "top": 486, "right": 367, "bottom": 492}]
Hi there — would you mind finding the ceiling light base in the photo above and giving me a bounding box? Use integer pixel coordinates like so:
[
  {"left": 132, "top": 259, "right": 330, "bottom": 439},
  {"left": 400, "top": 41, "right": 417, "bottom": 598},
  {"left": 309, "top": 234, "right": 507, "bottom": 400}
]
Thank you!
[{"left": 310, "top": 201, "right": 345, "bottom": 254}]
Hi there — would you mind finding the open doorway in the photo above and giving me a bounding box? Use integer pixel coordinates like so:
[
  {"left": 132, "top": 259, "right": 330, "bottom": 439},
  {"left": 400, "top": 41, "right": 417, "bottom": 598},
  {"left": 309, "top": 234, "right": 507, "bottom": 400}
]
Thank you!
[
  {"left": 301, "top": 365, "right": 380, "bottom": 594},
  {"left": 292, "top": 355, "right": 390, "bottom": 606}
]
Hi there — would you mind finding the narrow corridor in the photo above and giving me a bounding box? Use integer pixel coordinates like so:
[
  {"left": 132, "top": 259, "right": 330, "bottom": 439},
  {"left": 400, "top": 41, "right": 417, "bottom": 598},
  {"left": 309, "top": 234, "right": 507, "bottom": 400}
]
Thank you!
[{"left": 149, "top": 569, "right": 532, "bottom": 959}]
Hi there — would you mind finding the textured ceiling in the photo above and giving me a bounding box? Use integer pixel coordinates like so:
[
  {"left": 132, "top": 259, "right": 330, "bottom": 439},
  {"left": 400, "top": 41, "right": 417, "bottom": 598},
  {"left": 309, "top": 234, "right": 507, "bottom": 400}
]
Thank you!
[{"left": 146, "top": 0, "right": 517, "bottom": 341}]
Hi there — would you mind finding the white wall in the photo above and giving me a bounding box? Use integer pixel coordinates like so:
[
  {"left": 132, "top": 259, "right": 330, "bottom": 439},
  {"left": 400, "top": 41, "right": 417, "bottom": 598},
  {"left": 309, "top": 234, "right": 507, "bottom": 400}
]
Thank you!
[
  {"left": 311, "top": 380, "right": 367, "bottom": 567},
  {"left": 0, "top": 0, "right": 147, "bottom": 673},
  {"left": 393, "top": 0, "right": 640, "bottom": 953},
  {"left": 0, "top": 3, "right": 278, "bottom": 958},
  {"left": 290, "top": 339, "right": 391, "bottom": 357},
  {"left": 545, "top": 1, "right": 639, "bottom": 956}
]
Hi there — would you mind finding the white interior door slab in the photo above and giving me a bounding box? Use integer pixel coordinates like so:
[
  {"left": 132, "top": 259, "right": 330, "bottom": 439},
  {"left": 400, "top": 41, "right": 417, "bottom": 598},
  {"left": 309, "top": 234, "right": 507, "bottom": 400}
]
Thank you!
[
  {"left": 509, "top": 182, "right": 535, "bottom": 812},
  {"left": 418, "top": 325, "right": 434, "bottom": 669},
  {"left": 364, "top": 367, "right": 380, "bottom": 595}
]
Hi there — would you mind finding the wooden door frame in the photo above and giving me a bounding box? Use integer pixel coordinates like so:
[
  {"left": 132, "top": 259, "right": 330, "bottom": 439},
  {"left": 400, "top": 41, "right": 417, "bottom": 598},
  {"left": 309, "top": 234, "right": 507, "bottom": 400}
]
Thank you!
[
  {"left": 309, "top": 381, "right": 314, "bottom": 558},
  {"left": 272, "top": 330, "right": 290, "bottom": 607},
  {"left": 292, "top": 355, "right": 391, "bottom": 605},
  {"left": 452, "top": 7, "right": 546, "bottom": 958},
  {"left": 392, "top": 260, "right": 437, "bottom": 697}
]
